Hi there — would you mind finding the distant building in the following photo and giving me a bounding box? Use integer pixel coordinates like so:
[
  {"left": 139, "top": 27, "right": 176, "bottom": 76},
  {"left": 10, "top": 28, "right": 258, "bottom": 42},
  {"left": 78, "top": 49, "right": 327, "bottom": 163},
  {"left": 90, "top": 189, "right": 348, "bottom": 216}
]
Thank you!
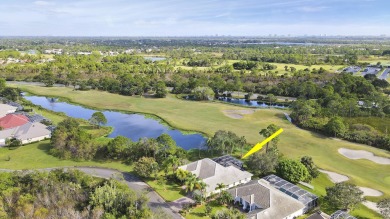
[
  {"left": 0, "top": 122, "right": 51, "bottom": 146},
  {"left": 227, "top": 179, "right": 306, "bottom": 219},
  {"left": 0, "top": 104, "right": 18, "bottom": 118},
  {"left": 0, "top": 114, "right": 29, "bottom": 129},
  {"left": 178, "top": 158, "right": 252, "bottom": 196}
]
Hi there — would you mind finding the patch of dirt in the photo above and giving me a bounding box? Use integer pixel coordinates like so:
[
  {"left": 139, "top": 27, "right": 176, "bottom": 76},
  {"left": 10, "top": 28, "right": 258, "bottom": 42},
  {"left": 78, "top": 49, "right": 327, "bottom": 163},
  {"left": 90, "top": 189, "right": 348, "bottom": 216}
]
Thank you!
[
  {"left": 319, "top": 169, "right": 349, "bottom": 183},
  {"left": 338, "top": 148, "right": 390, "bottom": 165},
  {"left": 223, "top": 109, "right": 256, "bottom": 119}
]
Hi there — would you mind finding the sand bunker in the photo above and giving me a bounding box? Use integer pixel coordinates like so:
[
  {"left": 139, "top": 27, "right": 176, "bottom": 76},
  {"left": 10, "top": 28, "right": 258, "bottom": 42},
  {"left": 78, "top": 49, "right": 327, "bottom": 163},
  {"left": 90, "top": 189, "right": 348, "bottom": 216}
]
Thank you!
[
  {"left": 363, "top": 201, "right": 380, "bottom": 213},
  {"left": 319, "top": 169, "right": 349, "bottom": 183},
  {"left": 338, "top": 148, "right": 390, "bottom": 165},
  {"left": 358, "top": 187, "right": 383, "bottom": 197},
  {"left": 223, "top": 109, "right": 256, "bottom": 119}
]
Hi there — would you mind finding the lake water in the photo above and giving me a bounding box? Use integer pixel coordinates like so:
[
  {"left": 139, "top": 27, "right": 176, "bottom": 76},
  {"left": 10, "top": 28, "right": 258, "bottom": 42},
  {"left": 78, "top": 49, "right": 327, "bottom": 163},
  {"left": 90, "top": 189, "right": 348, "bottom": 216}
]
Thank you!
[
  {"left": 24, "top": 95, "right": 206, "bottom": 150},
  {"left": 144, "top": 56, "right": 166, "bottom": 62},
  {"left": 217, "top": 97, "right": 288, "bottom": 108}
]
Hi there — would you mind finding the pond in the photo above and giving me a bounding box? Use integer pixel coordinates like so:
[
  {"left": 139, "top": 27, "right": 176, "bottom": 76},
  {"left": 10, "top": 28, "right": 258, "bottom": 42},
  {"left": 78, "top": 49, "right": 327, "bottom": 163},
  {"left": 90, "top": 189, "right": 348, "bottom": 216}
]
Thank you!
[
  {"left": 217, "top": 97, "right": 288, "bottom": 108},
  {"left": 24, "top": 95, "right": 206, "bottom": 150},
  {"left": 144, "top": 56, "right": 166, "bottom": 62}
]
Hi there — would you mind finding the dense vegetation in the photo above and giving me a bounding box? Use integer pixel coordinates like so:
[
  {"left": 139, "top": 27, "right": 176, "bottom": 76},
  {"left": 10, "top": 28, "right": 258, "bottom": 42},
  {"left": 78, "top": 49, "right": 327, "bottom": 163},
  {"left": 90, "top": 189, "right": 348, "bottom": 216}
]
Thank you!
[{"left": 0, "top": 169, "right": 152, "bottom": 219}]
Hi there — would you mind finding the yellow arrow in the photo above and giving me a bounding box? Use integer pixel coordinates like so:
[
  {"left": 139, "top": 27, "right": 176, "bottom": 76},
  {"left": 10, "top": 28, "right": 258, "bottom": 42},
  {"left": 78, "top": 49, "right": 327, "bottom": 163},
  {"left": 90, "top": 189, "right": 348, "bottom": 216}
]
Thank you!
[{"left": 242, "top": 128, "right": 283, "bottom": 159}]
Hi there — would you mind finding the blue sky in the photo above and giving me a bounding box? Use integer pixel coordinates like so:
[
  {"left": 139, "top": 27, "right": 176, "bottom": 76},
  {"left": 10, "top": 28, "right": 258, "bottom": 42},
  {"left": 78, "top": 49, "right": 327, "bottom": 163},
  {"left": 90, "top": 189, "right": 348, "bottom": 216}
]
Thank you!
[{"left": 0, "top": 0, "right": 389, "bottom": 36}]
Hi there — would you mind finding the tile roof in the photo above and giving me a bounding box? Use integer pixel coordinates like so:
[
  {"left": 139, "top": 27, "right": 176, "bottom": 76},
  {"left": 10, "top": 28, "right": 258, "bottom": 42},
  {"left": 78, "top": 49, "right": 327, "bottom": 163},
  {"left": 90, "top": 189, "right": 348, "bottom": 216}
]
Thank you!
[{"left": 0, "top": 114, "right": 29, "bottom": 129}]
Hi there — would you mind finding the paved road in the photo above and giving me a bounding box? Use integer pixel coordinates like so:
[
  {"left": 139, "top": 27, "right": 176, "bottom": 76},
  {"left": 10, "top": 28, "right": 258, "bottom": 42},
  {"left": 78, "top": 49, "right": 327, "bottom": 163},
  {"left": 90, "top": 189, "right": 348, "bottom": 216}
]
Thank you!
[{"left": 0, "top": 167, "right": 182, "bottom": 219}]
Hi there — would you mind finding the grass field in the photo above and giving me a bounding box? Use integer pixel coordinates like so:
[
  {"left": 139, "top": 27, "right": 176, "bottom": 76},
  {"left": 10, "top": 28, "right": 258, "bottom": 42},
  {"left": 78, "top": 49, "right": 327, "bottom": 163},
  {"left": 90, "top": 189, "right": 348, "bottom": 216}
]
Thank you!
[
  {"left": 0, "top": 141, "right": 131, "bottom": 171},
  {"left": 5, "top": 84, "right": 390, "bottom": 200},
  {"left": 345, "top": 117, "right": 390, "bottom": 134}
]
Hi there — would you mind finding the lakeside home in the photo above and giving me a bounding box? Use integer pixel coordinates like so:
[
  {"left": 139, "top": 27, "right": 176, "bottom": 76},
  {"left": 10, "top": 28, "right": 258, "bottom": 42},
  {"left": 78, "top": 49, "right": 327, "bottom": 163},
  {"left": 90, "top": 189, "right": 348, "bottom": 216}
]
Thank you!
[{"left": 178, "top": 158, "right": 253, "bottom": 196}]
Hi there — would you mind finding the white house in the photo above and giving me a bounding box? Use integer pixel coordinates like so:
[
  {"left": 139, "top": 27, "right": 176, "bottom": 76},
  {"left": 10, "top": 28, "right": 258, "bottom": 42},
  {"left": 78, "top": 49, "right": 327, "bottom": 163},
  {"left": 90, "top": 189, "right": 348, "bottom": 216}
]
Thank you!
[
  {"left": 0, "top": 104, "right": 18, "bottom": 118},
  {"left": 0, "top": 122, "right": 51, "bottom": 146},
  {"left": 228, "top": 179, "right": 306, "bottom": 219},
  {"left": 179, "top": 158, "right": 252, "bottom": 196}
]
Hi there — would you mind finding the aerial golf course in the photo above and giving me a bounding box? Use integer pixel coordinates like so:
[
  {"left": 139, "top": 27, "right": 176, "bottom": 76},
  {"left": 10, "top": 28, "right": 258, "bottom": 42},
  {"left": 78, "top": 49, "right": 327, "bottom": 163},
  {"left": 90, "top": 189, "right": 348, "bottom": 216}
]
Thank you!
[{"left": 1, "top": 83, "right": 388, "bottom": 202}]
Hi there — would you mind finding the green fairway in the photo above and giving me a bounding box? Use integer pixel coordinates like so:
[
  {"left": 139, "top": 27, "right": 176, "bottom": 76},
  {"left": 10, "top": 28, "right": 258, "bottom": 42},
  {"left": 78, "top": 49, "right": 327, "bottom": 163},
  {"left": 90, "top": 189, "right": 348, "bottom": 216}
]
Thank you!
[
  {"left": 0, "top": 141, "right": 130, "bottom": 171},
  {"left": 6, "top": 84, "right": 390, "bottom": 199}
]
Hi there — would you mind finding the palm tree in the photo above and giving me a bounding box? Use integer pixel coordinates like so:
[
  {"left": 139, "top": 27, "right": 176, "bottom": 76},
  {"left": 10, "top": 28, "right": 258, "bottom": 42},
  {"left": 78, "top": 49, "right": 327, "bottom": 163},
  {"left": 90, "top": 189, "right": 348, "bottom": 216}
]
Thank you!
[
  {"left": 259, "top": 124, "right": 280, "bottom": 153},
  {"left": 175, "top": 169, "right": 189, "bottom": 183},
  {"left": 196, "top": 181, "right": 207, "bottom": 196},
  {"left": 216, "top": 183, "right": 226, "bottom": 191},
  {"left": 184, "top": 174, "right": 198, "bottom": 192}
]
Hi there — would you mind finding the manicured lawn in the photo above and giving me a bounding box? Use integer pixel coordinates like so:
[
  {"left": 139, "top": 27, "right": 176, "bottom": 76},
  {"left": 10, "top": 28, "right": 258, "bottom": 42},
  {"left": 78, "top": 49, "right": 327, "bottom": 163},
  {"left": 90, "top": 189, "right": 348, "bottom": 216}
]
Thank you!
[
  {"left": 0, "top": 141, "right": 131, "bottom": 171},
  {"left": 298, "top": 173, "right": 334, "bottom": 197},
  {"left": 185, "top": 201, "right": 226, "bottom": 219},
  {"left": 146, "top": 177, "right": 185, "bottom": 202},
  {"left": 7, "top": 84, "right": 390, "bottom": 199}
]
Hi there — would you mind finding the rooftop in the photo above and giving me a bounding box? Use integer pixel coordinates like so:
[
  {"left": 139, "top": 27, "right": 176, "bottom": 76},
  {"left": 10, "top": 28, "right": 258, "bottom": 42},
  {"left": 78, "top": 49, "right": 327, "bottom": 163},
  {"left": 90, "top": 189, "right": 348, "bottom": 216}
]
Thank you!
[
  {"left": 212, "top": 155, "right": 244, "bottom": 170},
  {"left": 262, "top": 174, "right": 318, "bottom": 207},
  {"left": 228, "top": 179, "right": 306, "bottom": 219},
  {"left": 0, "top": 114, "right": 29, "bottom": 129},
  {"left": 179, "top": 158, "right": 253, "bottom": 193}
]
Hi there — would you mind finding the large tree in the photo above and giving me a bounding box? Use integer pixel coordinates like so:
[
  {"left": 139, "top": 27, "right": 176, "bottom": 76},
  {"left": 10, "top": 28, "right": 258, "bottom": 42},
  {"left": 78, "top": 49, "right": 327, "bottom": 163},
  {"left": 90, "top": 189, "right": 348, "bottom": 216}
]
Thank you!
[
  {"left": 134, "top": 157, "right": 159, "bottom": 179},
  {"left": 106, "top": 136, "right": 132, "bottom": 159},
  {"left": 378, "top": 198, "right": 390, "bottom": 219},
  {"left": 276, "top": 159, "right": 309, "bottom": 184},
  {"left": 246, "top": 146, "right": 279, "bottom": 176},
  {"left": 300, "top": 156, "right": 320, "bottom": 182},
  {"left": 325, "top": 182, "right": 364, "bottom": 211},
  {"left": 325, "top": 117, "right": 347, "bottom": 137},
  {"left": 89, "top": 111, "right": 107, "bottom": 128},
  {"left": 50, "top": 118, "right": 96, "bottom": 160},
  {"left": 207, "top": 130, "right": 243, "bottom": 155}
]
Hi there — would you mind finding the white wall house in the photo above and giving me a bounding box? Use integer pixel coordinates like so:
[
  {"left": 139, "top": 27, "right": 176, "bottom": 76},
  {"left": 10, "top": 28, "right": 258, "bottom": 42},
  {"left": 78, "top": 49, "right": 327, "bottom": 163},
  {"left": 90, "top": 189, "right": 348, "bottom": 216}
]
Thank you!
[
  {"left": 0, "top": 104, "right": 18, "bottom": 118},
  {"left": 0, "top": 122, "right": 51, "bottom": 146},
  {"left": 228, "top": 180, "right": 306, "bottom": 219},
  {"left": 179, "top": 158, "right": 253, "bottom": 197}
]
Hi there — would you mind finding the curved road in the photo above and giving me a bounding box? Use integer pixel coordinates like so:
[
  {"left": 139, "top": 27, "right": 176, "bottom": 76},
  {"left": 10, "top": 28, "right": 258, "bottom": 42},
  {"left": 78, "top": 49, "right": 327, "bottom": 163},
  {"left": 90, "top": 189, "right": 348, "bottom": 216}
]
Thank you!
[{"left": 0, "top": 167, "right": 182, "bottom": 219}]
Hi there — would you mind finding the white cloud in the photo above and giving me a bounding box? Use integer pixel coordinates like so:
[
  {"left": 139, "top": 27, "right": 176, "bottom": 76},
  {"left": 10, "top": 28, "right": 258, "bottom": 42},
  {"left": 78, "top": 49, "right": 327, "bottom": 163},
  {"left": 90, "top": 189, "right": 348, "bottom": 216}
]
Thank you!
[
  {"left": 34, "top": 1, "right": 54, "bottom": 6},
  {"left": 298, "top": 6, "right": 329, "bottom": 12}
]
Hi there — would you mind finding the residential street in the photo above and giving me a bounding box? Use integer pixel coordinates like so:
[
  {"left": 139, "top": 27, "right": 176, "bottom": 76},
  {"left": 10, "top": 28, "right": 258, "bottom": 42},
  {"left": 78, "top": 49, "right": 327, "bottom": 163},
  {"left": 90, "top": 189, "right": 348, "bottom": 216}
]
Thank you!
[{"left": 0, "top": 167, "right": 182, "bottom": 219}]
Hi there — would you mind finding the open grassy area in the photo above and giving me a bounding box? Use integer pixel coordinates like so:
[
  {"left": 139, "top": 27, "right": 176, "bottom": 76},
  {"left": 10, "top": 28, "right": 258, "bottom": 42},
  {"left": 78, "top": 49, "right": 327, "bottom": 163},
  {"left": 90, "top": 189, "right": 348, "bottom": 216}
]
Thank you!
[
  {"left": 146, "top": 177, "right": 184, "bottom": 202},
  {"left": 185, "top": 201, "right": 226, "bottom": 219},
  {"left": 345, "top": 116, "right": 390, "bottom": 134},
  {"left": 0, "top": 141, "right": 131, "bottom": 171},
  {"left": 6, "top": 84, "right": 390, "bottom": 199}
]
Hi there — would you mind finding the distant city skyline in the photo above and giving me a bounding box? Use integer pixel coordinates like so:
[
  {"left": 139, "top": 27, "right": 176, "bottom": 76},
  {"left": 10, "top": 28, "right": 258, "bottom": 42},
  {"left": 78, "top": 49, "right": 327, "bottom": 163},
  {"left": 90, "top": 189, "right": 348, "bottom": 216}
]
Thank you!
[{"left": 1, "top": 0, "right": 389, "bottom": 36}]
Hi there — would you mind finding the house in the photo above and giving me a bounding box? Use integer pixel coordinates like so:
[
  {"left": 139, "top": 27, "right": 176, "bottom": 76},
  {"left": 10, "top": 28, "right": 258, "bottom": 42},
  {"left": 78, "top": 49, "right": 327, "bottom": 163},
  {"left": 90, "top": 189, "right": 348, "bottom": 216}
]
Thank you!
[
  {"left": 0, "top": 114, "right": 29, "bottom": 129},
  {"left": 0, "top": 104, "right": 18, "bottom": 118},
  {"left": 330, "top": 210, "right": 356, "bottom": 219},
  {"left": 262, "top": 175, "right": 318, "bottom": 212},
  {"left": 178, "top": 158, "right": 253, "bottom": 196},
  {"left": 227, "top": 179, "right": 306, "bottom": 219},
  {"left": 0, "top": 122, "right": 51, "bottom": 146}
]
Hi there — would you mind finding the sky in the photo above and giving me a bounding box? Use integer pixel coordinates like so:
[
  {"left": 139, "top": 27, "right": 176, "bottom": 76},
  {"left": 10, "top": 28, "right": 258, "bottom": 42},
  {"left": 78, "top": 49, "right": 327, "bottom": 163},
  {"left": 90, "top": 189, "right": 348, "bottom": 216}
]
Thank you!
[{"left": 0, "top": 0, "right": 389, "bottom": 36}]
